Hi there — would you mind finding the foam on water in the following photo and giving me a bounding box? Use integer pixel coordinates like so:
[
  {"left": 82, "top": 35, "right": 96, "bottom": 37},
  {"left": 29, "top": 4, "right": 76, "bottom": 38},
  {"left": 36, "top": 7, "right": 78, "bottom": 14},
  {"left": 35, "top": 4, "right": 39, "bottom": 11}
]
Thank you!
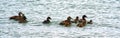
[{"left": 0, "top": 0, "right": 120, "bottom": 38}]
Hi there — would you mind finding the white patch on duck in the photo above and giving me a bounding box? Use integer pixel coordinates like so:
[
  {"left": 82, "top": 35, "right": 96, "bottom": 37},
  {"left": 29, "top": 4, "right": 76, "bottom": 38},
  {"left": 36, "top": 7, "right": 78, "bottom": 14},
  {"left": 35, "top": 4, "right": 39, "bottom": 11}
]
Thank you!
[{"left": 18, "top": 14, "right": 27, "bottom": 23}]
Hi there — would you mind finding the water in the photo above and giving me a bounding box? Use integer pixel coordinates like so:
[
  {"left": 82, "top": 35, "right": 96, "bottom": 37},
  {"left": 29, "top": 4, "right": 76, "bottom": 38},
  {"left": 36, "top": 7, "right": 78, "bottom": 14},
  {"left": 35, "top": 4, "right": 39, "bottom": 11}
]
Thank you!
[{"left": 0, "top": 0, "right": 120, "bottom": 38}]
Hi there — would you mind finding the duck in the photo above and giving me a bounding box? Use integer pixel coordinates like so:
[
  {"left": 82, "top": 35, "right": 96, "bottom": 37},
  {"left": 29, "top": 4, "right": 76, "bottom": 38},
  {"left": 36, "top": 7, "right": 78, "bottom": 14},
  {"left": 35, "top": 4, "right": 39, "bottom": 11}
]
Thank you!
[
  {"left": 77, "top": 15, "right": 87, "bottom": 27},
  {"left": 87, "top": 20, "right": 93, "bottom": 24},
  {"left": 59, "top": 16, "right": 72, "bottom": 27},
  {"left": 18, "top": 14, "right": 27, "bottom": 23},
  {"left": 9, "top": 12, "right": 23, "bottom": 20},
  {"left": 10, "top": 12, "right": 27, "bottom": 23},
  {"left": 42, "top": 17, "right": 51, "bottom": 24},
  {"left": 71, "top": 16, "right": 79, "bottom": 23}
]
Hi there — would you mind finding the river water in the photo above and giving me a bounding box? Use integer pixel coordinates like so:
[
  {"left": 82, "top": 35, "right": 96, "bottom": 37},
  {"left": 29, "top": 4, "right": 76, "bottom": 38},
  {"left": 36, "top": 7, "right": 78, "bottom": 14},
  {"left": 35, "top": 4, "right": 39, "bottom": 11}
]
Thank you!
[{"left": 0, "top": 0, "right": 120, "bottom": 38}]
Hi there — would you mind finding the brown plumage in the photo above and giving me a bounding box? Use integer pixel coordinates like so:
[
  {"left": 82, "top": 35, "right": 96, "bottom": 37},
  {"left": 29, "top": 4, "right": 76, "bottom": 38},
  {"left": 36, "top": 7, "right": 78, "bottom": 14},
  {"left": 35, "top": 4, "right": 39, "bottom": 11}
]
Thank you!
[
  {"left": 9, "top": 12, "right": 22, "bottom": 20},
  {"left": 10, "top": 12, "right": 27, "bottom": 23},
  {"left": 18, "top": 14, "right": 27, "bottom": 23},
  {"left": 59, "top": 16, "right": 72, "bottom": 27},
  {"left": 77, "top": 15, "right": 87, "bottom": 27},
  {"left": 71, "top": 16, "right": 79, "bottom": 23}
]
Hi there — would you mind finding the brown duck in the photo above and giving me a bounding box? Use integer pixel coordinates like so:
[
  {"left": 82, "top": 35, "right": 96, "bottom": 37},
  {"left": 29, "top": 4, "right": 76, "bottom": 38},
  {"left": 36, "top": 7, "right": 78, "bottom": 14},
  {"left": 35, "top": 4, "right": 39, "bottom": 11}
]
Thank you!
[
  {"left": 9, "top": 12, "right": 23, "bottom": 20},
  {"left": 71, "top": 16, "right": 79, "bottom": 23},
  {"left": 10, "top": 12, "right": 27, "bottom": 23},
  {"left": 59, "top": 16, "right": 72, "bottom": 27},
  {"left": 77, "top": 15, "right": 87, "bottom": 27}
]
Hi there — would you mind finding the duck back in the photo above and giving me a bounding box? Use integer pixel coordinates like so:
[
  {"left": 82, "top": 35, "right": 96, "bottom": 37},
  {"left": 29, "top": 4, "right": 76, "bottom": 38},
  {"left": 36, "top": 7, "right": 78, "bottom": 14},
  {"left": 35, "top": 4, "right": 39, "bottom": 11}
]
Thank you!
[{"left": 42, "top": 20, "right": 50, "bottom": 24}]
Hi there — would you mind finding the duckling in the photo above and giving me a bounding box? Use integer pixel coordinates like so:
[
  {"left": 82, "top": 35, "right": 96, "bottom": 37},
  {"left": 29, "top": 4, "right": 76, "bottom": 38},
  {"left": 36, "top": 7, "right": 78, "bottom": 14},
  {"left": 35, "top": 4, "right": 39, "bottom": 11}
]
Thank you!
[
  {"left": 71, "top": 16, "right": 79, "bottom": 23},
  {"left": 9, "top": 12, "right": 22, "bottom": 20},
  {"left": 59, "top": 16, "right": 72, "bottom": 27},
  {"left": 42, "top": 17, "right": 51, "bottom": 24},
  {"left": 87, "top": 20, "right": 93, "bottom": 24},
  {"left": 77, "top": 15, "right": 87, "bottom": 27}
]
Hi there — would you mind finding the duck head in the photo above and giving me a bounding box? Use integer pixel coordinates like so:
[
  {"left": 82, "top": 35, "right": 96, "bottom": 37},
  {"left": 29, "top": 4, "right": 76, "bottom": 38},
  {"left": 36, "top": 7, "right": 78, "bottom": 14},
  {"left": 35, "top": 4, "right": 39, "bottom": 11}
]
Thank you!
[
  {"left": 47, "top": 17, "right": 51, "bottom": 20},
  {"left": 67, "top": 16, "right": 72, "bottom": 21},
  {"left": 90, "top": 20, "right": 92, "bottom": 22},
  {"left": 76, "top": 16, "right": 79, "bottom": 19},
  {"left": 22, "top": 14, "right": 27, "bottom": 20},
  {"left": 18, "top": 12, "right": 23, "bottom": 16},
  {"left": 82, "top": 15, "right": 87, "bottom": 20}
]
